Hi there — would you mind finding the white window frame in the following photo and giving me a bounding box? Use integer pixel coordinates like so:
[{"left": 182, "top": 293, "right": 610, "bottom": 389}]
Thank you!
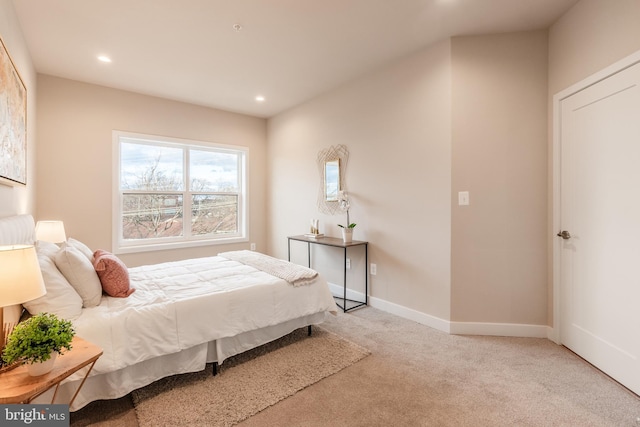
[{"left": 112, "top": 131, "right": 249, "bottom": 254}]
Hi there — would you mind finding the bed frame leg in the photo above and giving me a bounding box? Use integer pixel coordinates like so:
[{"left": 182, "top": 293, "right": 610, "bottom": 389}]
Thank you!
[{"left": 308, "top": 325, "right": 312, "bottom": 336}]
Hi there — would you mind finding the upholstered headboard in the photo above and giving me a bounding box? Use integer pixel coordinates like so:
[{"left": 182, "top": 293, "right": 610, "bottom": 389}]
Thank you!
[{"left": 0, "top": 214, "right": 36, "bottom": 246}]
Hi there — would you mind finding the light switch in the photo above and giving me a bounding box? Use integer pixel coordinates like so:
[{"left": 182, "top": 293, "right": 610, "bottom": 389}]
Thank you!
[{"left": 458, "top": 191, "right": 469, "bottom": 206}]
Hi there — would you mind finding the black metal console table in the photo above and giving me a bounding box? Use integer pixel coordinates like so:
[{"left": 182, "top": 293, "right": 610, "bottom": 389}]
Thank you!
[{"left": 287, "top": 235, "right": 368, "bottom": 312}]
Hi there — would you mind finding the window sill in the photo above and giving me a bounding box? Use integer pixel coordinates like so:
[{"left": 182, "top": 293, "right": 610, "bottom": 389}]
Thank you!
[{"left": 113, "top": 236, "right": 248, "bottom": 255}]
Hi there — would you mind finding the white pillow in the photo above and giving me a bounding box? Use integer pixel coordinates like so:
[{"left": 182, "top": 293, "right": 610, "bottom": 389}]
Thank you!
[
  {"left": 54, "top": 246, "right": 103, "bottom": 308},
  {"left": 36, "top": 240, "right": 61, "bottom": 259},
  {"left": 66, "top": 238, "right": 94, "bottom": 262},
  {"left": 23, "top": 255, "right": 83, "bottom": 320}
]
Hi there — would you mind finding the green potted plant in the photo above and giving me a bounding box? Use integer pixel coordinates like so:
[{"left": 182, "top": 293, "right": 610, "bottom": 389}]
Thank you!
[
  {"left": 2, "top": 312, "right": 75, "bottom": 376},
  {"left": 337, "top": 191, "right": 356, "bottom": 243}
]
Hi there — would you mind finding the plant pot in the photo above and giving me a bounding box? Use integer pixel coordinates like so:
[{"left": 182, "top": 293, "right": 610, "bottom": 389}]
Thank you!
[
  {"left": 27, "top": 352, "right": 58, "bottom": 376},
  {"left": 341, "top": 228, "right": 353, "bottom": 243}
]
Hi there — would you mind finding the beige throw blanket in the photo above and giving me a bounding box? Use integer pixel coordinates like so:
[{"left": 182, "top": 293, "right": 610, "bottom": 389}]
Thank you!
[{"left": 218, "top": 250, "right": 318, "bottom": 286}]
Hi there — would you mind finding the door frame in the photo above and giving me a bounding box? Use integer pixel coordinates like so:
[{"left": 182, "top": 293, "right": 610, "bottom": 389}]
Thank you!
[{"left": 551, "top": 48, "right": 640, "bottom": 344}]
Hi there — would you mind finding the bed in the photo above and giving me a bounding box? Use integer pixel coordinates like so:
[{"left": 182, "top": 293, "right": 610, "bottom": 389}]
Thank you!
[{"left": 0, "top": 214, "right": 338, "bottom": 410}]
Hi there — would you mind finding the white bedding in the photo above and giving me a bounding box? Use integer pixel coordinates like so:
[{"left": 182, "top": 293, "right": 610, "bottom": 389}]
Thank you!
[
  {"left": 0, "top": 215, "right": 338, "bottom": 410},
  {"left": 70, "top": 255, "right": 338, "bottom": 378}
]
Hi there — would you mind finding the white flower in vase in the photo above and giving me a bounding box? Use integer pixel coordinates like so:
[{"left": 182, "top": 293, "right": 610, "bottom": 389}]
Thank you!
[{"left": 337, "top": 191, "right": 356, "bottom": 230}]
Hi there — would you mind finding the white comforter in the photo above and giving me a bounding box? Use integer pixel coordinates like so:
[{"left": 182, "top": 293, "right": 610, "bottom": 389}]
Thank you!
[{"left": 72, "top": 255, "right": 338, "bottom": 377}]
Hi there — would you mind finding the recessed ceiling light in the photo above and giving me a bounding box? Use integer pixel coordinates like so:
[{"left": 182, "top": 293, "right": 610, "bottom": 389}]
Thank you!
[
  {"left": 255, "top": 95, "right": 265, "bottom": 102},
  {"left": 233, "top": 23, "right": 243, "bottom": 32},
  {"left": 97, "top": 55, "right": 112, "bottom": 63}
]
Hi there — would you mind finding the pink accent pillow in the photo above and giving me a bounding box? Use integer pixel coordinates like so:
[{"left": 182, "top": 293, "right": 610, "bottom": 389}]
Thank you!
[{"left": 93, "top": 250, "right": 135, "bottom": 298}]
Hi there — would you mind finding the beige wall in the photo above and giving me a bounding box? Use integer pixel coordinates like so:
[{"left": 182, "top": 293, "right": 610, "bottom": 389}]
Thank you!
[
  {"left": 268, "top": 40, "right": 453, "bottom": 320},
  {"left": 549, "top": 0, "right": 640, "bottom": 95},
  {"left": 36, "top": 75, "right": 268, "bottom": 267},
  {"left": 0, "top": 0, "right": 37, "bottom": 217},
  {"left": 450, "top": 31, "right": 549, "bottom": 324},
  {"left": 269, "top": 31, "right": 550, "bottom": 327}
]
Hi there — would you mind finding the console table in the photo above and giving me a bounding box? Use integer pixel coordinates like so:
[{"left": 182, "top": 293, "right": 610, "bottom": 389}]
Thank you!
[{"left": 288, "top": 235, "right": 368, "bottom": 312}]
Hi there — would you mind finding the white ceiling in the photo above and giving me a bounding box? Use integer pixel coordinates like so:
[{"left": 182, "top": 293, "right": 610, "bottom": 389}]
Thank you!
[{"left": 12, "top": 0, "right": 579, "bottom": 118}]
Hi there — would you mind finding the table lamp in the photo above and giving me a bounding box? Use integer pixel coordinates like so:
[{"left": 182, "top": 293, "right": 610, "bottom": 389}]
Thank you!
[
  {"left": 0, "top": 245, "right": 47, "bottom": 361},
  {"left": 35, "top": 220, "right": 67, "bottom": 244}
]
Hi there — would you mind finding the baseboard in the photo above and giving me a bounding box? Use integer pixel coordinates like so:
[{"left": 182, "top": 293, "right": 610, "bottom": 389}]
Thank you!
[
  {"left": 449, "top": 321, "right": 551, "bottom": 338},
  {"left": 365, "top": 295, "right": 551, "bottom": 339},
  {"left": 369, "top": 296, "right": 451, "bottom": 334},
  {"left": 328, "top": 283, "right": 366, "bottom": 303},
  {"left": 547, "top": 327, "right": 560, "bottom": 344},
  {"left": 328, "top": 283, "right": 450, "bottom": 333}
]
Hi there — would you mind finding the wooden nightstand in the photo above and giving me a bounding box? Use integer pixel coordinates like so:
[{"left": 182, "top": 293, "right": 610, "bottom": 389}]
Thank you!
[{"left": 0, "top": 336, "right": 102, "bottom": 405}]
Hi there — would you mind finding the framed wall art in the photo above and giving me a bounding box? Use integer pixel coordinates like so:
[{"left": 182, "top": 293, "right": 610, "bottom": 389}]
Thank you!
[{"left": 0, "top": 36, "right": 27, "bottom": 186}]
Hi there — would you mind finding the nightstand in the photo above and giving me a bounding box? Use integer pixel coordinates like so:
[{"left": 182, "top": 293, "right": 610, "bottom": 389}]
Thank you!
[{"left": 0, "top": 336, "right": 102, "bottom": 405}]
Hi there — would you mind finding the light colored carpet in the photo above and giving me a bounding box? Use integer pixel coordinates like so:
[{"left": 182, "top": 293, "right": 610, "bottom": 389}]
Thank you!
[
  {"left": 241, "top": 308, "right": 640, "bottom": 427},
  {"left": 130, "top": 326, "right": 370, "bottom": 427},
  {"left": 71, "top": 307, "right": 640, "bottom": 426}
]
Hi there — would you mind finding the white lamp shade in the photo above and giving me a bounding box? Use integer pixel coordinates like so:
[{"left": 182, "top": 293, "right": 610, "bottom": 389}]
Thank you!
[
  {"left": 35, "top": 220, "right": 67, "bottom": 243},
  {"left": 0, "top": 245, "right": 47, "bottom": 307}
]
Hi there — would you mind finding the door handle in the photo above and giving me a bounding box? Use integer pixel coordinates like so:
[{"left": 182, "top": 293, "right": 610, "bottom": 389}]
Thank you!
[{"left": 557, "top": 230, "right": 571, "bottom": 240}]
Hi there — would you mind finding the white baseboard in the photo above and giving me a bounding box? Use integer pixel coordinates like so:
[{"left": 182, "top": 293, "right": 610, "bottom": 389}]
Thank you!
[
  {"left": 328, "top": 283, "right": 366, "bottom": 303},
  {"left": 547, "top": 327, "right": 560, "bottom": 344},
  {"left": 363, "top": 295, "right": 551, "bottom": 339},
  {"left": 449, "top": 321, "right": 551, "bottom": 338},
  {"left": 369, "top": 296, "right": 450, "bottom": 334}
]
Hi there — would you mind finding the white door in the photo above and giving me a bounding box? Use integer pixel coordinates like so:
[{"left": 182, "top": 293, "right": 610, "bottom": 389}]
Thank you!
[{"left": 559, "top": 61, "right": 640, "bottom": 395}]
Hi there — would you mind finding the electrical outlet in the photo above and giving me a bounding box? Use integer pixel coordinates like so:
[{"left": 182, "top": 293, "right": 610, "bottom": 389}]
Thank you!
[
  {"left": 370, "top": 263, "right": 377, "bottom": 275},
  {"left": 346, "top": 258, "right": 351, "bottom": 269},
  {"left": 458, "top": 191, "right": 470, "bottom": 206},
  {"left": 250, "top": 243, "right": 256, "bottom": 251}
]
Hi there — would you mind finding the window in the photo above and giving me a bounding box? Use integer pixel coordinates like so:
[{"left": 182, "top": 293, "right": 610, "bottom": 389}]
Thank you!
[{"left": 113, "top": 131, "right": 248, "bottom": 253}]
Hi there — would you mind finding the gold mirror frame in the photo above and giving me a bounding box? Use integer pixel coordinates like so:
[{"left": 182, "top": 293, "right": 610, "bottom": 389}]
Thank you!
[{"left": 317, "top": 145, "right": 348, "bottom": 214}]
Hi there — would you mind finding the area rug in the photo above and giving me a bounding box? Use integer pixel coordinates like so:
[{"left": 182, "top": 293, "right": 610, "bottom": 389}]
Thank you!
[{"left": 132, "top": 326, "right": 370, "bottom": 427}]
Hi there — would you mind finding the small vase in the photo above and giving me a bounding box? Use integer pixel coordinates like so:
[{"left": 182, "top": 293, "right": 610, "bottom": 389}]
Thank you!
[
  {"left": 27, "top": 351, "right": 58, "bottom": 376},
  {"left": 341, "top": 228, "right": 353, "bottom": 243}
]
